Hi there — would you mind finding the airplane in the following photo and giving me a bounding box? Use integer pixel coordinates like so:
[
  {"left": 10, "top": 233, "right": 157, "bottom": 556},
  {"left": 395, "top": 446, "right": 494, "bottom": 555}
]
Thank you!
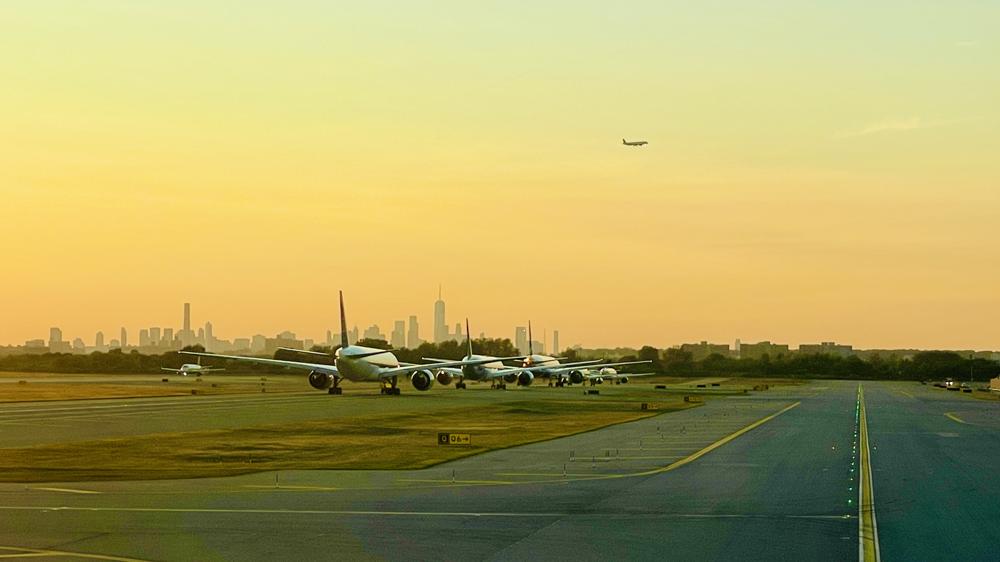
[
  {"left": 622, "top": 138, "right": 648, "bottom": 146},
  {"left": 181, "top": 291, "right": 514, "bottom": 396},
  {"left": 576, "top": 366, "right": 656, "bottom": 386},
  {"left": 425, "top": 319, "right": 530, "bottom": 390},
  {"left": 502, "top": 322, "right": 652, "bottom": 387},
  {"left": 160, "top": 356, "right": 224, "bottom": 377}
]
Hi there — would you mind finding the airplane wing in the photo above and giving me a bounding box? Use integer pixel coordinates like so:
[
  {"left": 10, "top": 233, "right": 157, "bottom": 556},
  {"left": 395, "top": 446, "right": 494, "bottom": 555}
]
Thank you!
[
  {"left": 277, "top": 347, "right": 332, "bottom": 358},
  {"left": 376, "top": 357, "right": 526, "bottom": 379},
  {"left": 180, "top": 351, "right": 339, "bottom": 375},
  {"left": 593, "top": 371, "right": 656, "bottom": 380},
  {"left": 160, "top": 368, "right": 181, "bottom": 372},
  {"left": 540, "top": 360, "right": 653, "bottom": 376}
]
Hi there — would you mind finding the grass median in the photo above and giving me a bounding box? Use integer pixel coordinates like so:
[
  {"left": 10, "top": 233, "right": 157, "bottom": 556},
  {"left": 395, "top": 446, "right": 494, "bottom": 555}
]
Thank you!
[{"left": 0, "top": 398, "right": 695, "bottom": 482}]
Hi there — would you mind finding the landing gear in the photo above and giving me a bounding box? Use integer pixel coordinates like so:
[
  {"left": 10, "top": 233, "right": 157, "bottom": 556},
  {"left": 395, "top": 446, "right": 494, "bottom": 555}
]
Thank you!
[
  {"left": 455, "top": 381, "right": 467, "bottom": 389},
  {"left": 328, "top": 378, "right": 343, "bottom": 395},
  {"left": 490, "top": 382, "right": 507, "bottom": 390},
  {"left": 381, "top": 376, "right": 401, "bottom": 395}
]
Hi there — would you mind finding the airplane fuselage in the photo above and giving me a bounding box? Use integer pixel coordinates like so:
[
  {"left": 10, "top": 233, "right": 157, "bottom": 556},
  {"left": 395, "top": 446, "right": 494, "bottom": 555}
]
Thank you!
[
  {"left": 459, "top": 354, "right": 509, "bottom": 381},
  {"left": 334, "top": 345, "right": 401, "bottom": 382}
]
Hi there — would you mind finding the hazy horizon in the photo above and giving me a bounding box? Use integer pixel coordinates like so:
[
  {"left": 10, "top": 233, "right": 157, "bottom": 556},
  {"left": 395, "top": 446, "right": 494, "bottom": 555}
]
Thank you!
[{"left": 2, "top": 2, "right": 998, "bottom": 350}]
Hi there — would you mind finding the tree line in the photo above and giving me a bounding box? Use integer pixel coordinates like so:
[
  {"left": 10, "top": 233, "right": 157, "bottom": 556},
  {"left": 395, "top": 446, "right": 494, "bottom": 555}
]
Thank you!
[{"left": 1, "top": 340, "right": 996, "bottom": 382}]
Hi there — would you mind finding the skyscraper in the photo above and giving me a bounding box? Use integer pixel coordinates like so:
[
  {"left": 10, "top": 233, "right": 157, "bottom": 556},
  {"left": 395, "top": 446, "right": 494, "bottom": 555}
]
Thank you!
[
  {"left": 183, "top": 302, "right": 191, "bottom": 333},
  {"left": 454, "top": 322, "right": 463, "bottom": 341},
  {"left": 139, "top": 328, "right": 150, "bottom": 347},
  {"left": 149, "top": 327, "right": 161, "bottom": 346},
  {"left": 515, "top": 326, "right": 527, "bottom": 355},
  {"left": 552, "top": 330, "right": 559, "bottom": 355},
  {"left": 120, "top": 327, "right": 128, "bottom": 349},
  {"left": 162, "top": 328, "right": 174, "bottom": 346},
  {"left": 49, "top": 327, "right": 62, "bottom": 346},
  {"left": 95, "top": 331, "right": 104, "bottom": 349},
  {"left": 407, "top": 315, "right": 420, "bottom": 348},
  {"left": 204, "top": 321, "right": 214, "bottom": 350},
  {"left": 433, "top": 286, "right": 446, "bottom": 343},
  {"left": 391, "top": 320, "right": 406, "bottom": 349}
]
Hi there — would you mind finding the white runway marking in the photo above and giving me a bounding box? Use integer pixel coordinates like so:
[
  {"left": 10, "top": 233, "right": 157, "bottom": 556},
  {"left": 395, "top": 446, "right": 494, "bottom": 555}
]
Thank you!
[{"left": 31, "top": 487, "right": 101, "bottom": 495}]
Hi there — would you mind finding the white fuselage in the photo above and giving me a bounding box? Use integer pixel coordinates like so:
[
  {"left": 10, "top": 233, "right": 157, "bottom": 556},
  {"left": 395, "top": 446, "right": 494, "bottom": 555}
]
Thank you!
[
  {"left": 459, "top": 354, "right": 511, "bottom": 381},
  {"left": 178, "top": 364, "right": 212, "bottom": 376},
  {"left": 334, "top": 345, "right": 401, "bottom": 382}
]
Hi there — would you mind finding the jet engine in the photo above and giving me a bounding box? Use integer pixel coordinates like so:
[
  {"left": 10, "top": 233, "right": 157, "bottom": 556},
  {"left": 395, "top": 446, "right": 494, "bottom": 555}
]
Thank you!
[
  {"left": 308, "top": 371, "right": 334, "bottom": 390},
  {"left": 619, "top": 376, "right": 629, "bottom": 384},
  {"left": 503, "top": 372, "right": 519, "bottom": 384},
  {"left": 569, "top": 370, "right": 585, "bottom": 384},
  {"left": 435, "top": 370, "right": 453, "bottom": 386},
  {"left": 517, "top": 371, "right": 535, "bottom": 386},
  {"left": 410, "top": 370, "right": 435, "bottom": 391}
]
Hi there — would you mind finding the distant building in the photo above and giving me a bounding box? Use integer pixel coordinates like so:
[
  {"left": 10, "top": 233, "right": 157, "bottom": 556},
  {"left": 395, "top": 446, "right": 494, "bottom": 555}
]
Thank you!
[
  {"left": 798, "top": 342, "right": 853, "bottom": 357},
  {"left": 251, "top": 334, "right": 267, "bottom": 354},
  {"left": 433, "top": 287, "right": 447, "bottom": 343},
  {"left": 454, "top": 322, "right": 463, "bottom": 341},
  {"left": 109, "top": 339, "right": 120, "bottom": 348},
  {"left": 48, "top": 327, "right": 71, "bottom": 353},
  {"left": 120, "top": 327, "right": 128, "bottom": 349},
  {"left": 363, "top": 325, "right": 385, "bottom": 341},
  {"left": 739, "top": 341, "right": 790, "bottom": 359},
  {"left": 680, "top": 341, "right": 731, "bottom": 361},
  {"left": 72, "top": 337, "right": 85, "bottom": 351},
  {"left": 232, "top": 338, "right": 251, "bottom": 351},
  {"left": 348, "top": 326, "right": 359, "bottom": 345},
  {"left": 162, "top": 328, "right": 174, "bottom": 347},
  {"left": 530, "top": 340, "right": 545, "bottom": 355},
  {"left": 407, "top": 316, "right": 420, "bottom": 348},
  {"left": 149, "top": 327, "right": 161, "bottom": 347},
  {"left": 24, "top": 339, "right": 45, "bottom": 349},
  {"left": 49, "top": 327, "right": 62, "bottom": 345},
  {"left": 391, "top": 320, "right": 406, "bottom": 349},
  {"left": 95, "top": 331, "right": 105, "bottom": 349},
  {"left": 515, "top": 327, "right": 528, "bottom": 355},
  {"left": 139, "top": 329, "right": 150, "bottom": 347},
  {"left": 204, "top": 322, "right": 214, "bottom": 350},
  {"left": 264, "top": 334, "right": 303, "bottom": 355},
  {"left": 552, "top": 330, "right": 560, "bottom": 355}
]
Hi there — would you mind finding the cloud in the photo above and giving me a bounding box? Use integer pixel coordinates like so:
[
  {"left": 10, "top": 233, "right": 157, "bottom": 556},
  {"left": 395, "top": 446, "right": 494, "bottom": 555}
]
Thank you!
[{"left": 835, "top": 117, "right": 954, "bottom": 139}]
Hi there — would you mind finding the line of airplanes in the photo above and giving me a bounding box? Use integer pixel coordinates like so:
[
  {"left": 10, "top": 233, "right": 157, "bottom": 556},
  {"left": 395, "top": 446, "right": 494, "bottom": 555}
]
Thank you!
[{"left": 180, "top": 292, "right": 653, "bottom": 396}]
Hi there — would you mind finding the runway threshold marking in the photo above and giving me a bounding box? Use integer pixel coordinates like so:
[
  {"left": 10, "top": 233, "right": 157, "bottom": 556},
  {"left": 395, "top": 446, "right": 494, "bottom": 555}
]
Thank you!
[
  {"left": 0, "top": 545, "right": 149, "bottom": 561},
  {"left": 858, "top": 385, "right": 881, "bottom": 562},
  {"left": 31, "top": 487, "right": 101, "bottom": 495},
  {"left": 944, "top": 412, "right": 967, "bottom": 424}
]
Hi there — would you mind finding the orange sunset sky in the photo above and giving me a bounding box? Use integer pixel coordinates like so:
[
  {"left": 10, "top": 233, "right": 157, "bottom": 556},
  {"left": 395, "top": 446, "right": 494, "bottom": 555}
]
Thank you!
[{"left": 1, "top": 2, "right": 998, "bottom": 349}]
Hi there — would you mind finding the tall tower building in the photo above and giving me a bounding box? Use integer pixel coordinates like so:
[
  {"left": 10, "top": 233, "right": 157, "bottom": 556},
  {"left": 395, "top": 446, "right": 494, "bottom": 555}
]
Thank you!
[
  {"left": 49, "top": 327, "right": 62, "bottom": 346},
  {"left": 391, "top": 320, "right": 406, "bottom": 349},
  {"left": 552, "top": 330, "right": 559, "bottom": 355},
  {"left": 149, "top": 327, "right": 161, "bottom": 346},
  {"left": 120, "top": 327, "right": 128, "bottom": 349},
  {"left": 515, "top": 326, "right": 527, "bottom": 355},
  {"left": 183, "top": 302, "right": 191, "bottom": 333},
  {"left": 95, "top": 331, "right": 105, "bottom": 349},
  {"left": 433, "top": 286, "right": 447, "bottom": 343},
  {"left": 455, "top": 322, "right": 462, "bottom": 341},
  {"left": 205, "top": 322, "right": 214, "bottom": 350},
  {"left": 407, "top": 315, "right": 420, "bottom": 348}
]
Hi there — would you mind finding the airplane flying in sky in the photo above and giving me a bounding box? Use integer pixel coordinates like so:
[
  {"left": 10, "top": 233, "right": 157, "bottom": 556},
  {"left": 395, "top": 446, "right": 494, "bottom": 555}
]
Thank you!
[
  {"left": 622, "top": 138, "right": 648, "bottom": 146},
  {"left": 160, "top": 356, "right": 224, "bottom": 377},
  {"left": 181, "top": 292, "right": 507, "bottom": 395}
]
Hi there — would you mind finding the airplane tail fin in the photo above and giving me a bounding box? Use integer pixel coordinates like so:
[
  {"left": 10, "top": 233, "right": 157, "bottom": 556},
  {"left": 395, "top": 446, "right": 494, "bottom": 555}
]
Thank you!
[
  {"left": 339, "top": 291, "right": 349, "bottom": 348},
  {"left": 466, "top": 318, "right": 473, "bottom": 358},
  {"left": 622, "top": 138, "right": 626, "bottom": 144}
]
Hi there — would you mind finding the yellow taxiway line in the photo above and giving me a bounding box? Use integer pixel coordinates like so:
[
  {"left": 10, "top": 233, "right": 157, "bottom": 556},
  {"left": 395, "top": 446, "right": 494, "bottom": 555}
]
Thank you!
[
  {"left": 858, "top": 385, "right": 881, "bottom": 562},
  {"left": 944, "top": 412, "right": 967, "bottom": 424},
  {"left": 0, "top": 546, "right": 149, "bottom": 561}
]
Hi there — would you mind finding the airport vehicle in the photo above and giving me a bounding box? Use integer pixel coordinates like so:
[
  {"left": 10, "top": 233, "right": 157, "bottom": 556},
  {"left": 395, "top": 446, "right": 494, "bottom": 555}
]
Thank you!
[
  {"left": 622, "top": 138, "right": 648, "bottom": 146},
  {"left": 160, "top": 357, "right": 223, "bottom": 377},
  {"left": 181, "top": 292, "right": 509, "bottom": 395}
]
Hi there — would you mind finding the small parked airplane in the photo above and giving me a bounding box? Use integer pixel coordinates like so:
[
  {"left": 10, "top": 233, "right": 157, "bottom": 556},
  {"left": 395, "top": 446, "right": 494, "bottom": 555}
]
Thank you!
[{"left": 622, "top": 138, "right": 648, "bottom": 146}]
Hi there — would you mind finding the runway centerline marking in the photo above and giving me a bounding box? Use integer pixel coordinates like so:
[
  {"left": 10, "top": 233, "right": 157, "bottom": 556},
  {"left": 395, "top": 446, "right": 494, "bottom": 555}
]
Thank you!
[
  {"left": 858, "top": 385, "right": 881, "bottom": 562},
  {"left": 944, "top": 412, "right": 967, "bottom": 424}
]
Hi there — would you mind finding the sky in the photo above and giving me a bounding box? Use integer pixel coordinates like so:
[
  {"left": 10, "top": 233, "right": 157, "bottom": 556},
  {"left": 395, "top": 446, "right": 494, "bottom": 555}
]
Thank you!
[{"left": 1, "top": 1, "right": 998, "bottom": 350}]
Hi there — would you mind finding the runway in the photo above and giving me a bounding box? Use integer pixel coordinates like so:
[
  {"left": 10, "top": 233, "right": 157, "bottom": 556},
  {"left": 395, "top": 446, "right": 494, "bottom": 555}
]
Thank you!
[{"left": 0, "top": 380, "right": 997, "bottom": 560}]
